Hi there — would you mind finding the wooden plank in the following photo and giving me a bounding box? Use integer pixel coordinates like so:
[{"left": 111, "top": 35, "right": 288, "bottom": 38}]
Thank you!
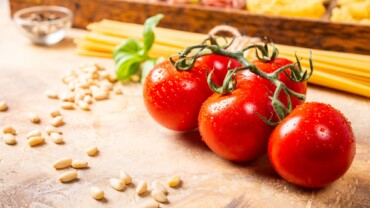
[{"left": 9, "top": 0, "right": 370, "bottom": 55}]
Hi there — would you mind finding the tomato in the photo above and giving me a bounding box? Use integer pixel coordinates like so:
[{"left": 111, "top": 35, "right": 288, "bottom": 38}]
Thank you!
[
  {"left": 143, "top": 56, "right": 240, "bottom": 131},
  {"left": 197, "top": 54, "right": 242, "bottom": 86},
  {"left": 248, "top": 58, "right": 307, "bottom": 110},
  {"left": 268, "top": 102, "right": 356, "bottom": 188},
  {"left": 198, "top": 75, "right": 275, "bottom": 162}
]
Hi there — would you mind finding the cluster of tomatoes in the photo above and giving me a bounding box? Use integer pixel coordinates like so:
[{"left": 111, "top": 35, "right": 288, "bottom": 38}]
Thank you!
[{"left": 143, "top": 44, "right": 356, "bottom": 188}]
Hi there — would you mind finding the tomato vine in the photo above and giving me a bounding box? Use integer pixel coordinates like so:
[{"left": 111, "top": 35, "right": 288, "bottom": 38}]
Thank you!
[{"left": 170, "top": 36, "right": 313, "bottom": 125}]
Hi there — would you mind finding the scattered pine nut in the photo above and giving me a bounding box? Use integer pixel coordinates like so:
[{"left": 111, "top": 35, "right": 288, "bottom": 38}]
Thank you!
[
  {"left": 3, "top": 134, "right": 16, "bottom": 145},
  {"left": 108, "top": 74, "right": 117, "bottom": 83},
  {"left": 45, "top": 90, "right": 58, "bottom": 99},
  {"left": 136, "top": 180, "right": 148, "bottom": 195},
  {"left": 60, "top": 102, "right": 75, "bottom": 110},
  {"left": 45, "top": 125, "right": 62, "bottom": 135},
  {"left": 92, "top": 89, "right": 109, "bottom": 101},
  {"left": 119, "top": 171, "right": 132, "bottom": 185},
  {"left": 28, "top": 112, "right": 40, "bottom": 124},
  {"left": 167, "top": 175, "right": 181, "bottom": 188},
  {"left": 114, "top": 87, "right": 123, "bottom": 95},
  {"left": 86, "top": 146, "right": 98, "bottom": 156},
  {"left": 2, "top": 125, "right": 16, "bottom": 135},
  {"left": 83, "top": 95, "right": 93, "bottom": 104},
  {"left": 53, "top": 157, "right": 72, "bottom": 169},
  {"left": 109, "top": 178, "right": 126, "bottom": 191},
  {"left": 26, "top": 129, "right": 42, "bottom": 139},
  {"left": 0, "top": 101, "right": 8, "bottom": 111},
  {"left": 50, "top": 132, "right": 64, "bottom": 144},
  {"left": 51, "top": 116, "right": 64, "bottom": 127},
  {"left": 151, "top": 180, "right": 167, "bottom": 194},
  {"left": 59, "top": 170, "right": 77, "bottom": 183},
  {"left": 50, "top": 109, "right": 61, "bottom": 117},
  {"left": 151, "top": 190, "right": 167, "bottom": 203},
  {"left": 142, "top": 200, "right": 159, "bottom": 208},
  {"left": 77, "top": 101, "right": 90, "bottom": 111},
  {"left": 90, "top": 186, "right": 104, "bottom": 200},
  {"left": 58, "top": 92, "right": 68, "bottom": 101},
  {"left": 71, "top": 160, "right": 88, "bottom": 169},
  {"left": 27, "top": 136, "right": 45, "bottom": 147}
]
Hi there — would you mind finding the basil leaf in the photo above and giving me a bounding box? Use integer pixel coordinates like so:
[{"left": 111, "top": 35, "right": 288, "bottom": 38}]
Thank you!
[
  {"left": 143, "top": 14, "right": 164, "bottom": 53},
  {"left": 113, "top": 38, "right": 142, "bottom": 58},
  {"left": 115, "top": 54, "right": 144, "bottom": 80}
]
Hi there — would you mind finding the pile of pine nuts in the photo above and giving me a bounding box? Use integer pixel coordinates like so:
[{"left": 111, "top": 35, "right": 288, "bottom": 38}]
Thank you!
[{"left": 0, "top": 63, "right": 183, "bottom": 207}]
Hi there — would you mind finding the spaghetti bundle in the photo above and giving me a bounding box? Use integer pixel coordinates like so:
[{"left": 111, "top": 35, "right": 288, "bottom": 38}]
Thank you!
[{"left": 75, "top": 19, "right": 370, "bottom": 97}]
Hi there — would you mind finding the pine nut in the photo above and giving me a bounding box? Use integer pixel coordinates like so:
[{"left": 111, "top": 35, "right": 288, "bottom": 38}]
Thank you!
[
  {"left": 119, "top": 171, "right": 132, "bottom": 185},
  {"left": 142, "top": 200, "right": 159, "bottom": 208},
  {"left": 77, "top": 101, "right": 90, "bottom": 111},
  {"left": 136, "top": 180, "right": 148, "bottom": 195},
  {"left": 100, "top": 81, "right": 113, "bottom": 91},
  {"left": 28, "top": 112, "right": 40, "bottom": 124},
  {"left": 60, "top": 102, "right": 74, "bottom": 110},
  {"left": 151, "top": 190, "right": 167, "bottom": 203},
  {"left": 27, "top": 129, "right": 42, "bottom": 139},
  {"left": 2, "top": 125, "right": 16, "bottom": 135},
  {"left": 98, "top": 71, "right": 109, "bottom": 79},
  {"left": 151, "top": 181, "right": 167, "bottom": 194},
  {"left": 59, "top": 170, "right": 77, "bottom": 183},
  {"left": 50, "top": 132, "right": 64, "bottom": 144},
  {"left": 3, "top": 134, "right": 16, "bottom": 145},
  {"left": 53, "top": 157, "right": 72, "bottom": 169},
  {"left": 90, "top": 186, "right": 104, "bottom": 200},
  {"left": 28, "top": 136, "right": 45, "bottom": 147},
  {"left": 45, "top": 125, "right": 62, "bottom": 135},
  {"left": 51, "top": 116, "right": 64, "bottom": 127},
  {"left": 71, "top": 160, "right": 88, "bottom": 169},
  {"left": 92, "top": 89, "right": 109, "bottom": 101},
  {"left": 86, "top": 146, "right": 98, "bottom": 156},
  {"left": 59, "top": 92, "right": 68, "bottom": 101},
  {"left": 0, "top": 101, "right": 8, "bottom": 111},
  {"left": 114, "top": 87, "right": 123, "bottom": 95},
  {"left": 83, "top": 95, "right": 93, "bottom": 104},
  {"left": 167, "top": 175, "right": 181, "bottom": 188},
  {"left": 108, "top": 74, "right": 117, "bottom": 83},
  {"left": 50, "top": 109, "right": 61, "bottom": 117},
  {"left": 109, "top": 178, "right": 125, "bottom": 191},
  {"left": 45, "top": 90, "right": 58, "bottom": 99}
]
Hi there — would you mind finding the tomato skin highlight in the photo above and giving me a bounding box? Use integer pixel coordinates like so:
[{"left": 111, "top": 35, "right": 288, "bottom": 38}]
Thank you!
[
  {"left": 268, "top": 102, "right": 356, "bottom": 188},
  {"left": 198, "top": 76, "right": 275, "bottom": 162}
]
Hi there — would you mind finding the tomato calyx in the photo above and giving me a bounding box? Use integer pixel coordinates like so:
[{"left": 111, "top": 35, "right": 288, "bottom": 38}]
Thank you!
[{"left": 172, "top": 36, "right": 313, "bottom": 126}]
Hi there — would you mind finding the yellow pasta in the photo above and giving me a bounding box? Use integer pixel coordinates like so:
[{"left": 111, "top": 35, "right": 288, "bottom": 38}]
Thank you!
[{"left": 75, "top": 19, "right": 370, "bottom": 97}]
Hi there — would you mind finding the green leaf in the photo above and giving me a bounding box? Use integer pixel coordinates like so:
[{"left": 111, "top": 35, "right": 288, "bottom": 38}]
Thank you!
[
  {"left": 143, "top": 14, "right": 164, "bottom": 53},
  {"left": 113, "top": 38, "right": 142, "bottom": 58},
  {"left": 115, "top": 54, "right": 144, "bottom": 80}
]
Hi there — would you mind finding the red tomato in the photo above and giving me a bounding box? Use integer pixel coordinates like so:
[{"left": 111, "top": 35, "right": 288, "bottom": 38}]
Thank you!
[
  {"left": 268, "top": 102, "right": 356, "bottom": 188},
  {"left": 198, "top": 75, "right": 275, "bottom": 162},
  {"left": 143, "top": 56, "right": 240, "bottom": 131},
  {"left": 197, "top": 54, "right": 242, "bottom": 86},
  {"left": 248, "top": 58, "right": 307, "bottom": 110}
]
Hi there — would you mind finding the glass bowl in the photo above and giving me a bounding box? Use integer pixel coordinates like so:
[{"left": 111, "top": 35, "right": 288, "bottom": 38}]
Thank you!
[{"left": 13, "top": 6, "right": 73, "bottom": 45}]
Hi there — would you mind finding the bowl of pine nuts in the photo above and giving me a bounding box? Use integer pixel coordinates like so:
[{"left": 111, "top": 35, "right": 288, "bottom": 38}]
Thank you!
[{"left": 13, "top": 6, "right": 73, "bottom": 45}]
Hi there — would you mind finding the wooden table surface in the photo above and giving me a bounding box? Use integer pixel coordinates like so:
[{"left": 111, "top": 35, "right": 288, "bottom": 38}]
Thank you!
[{"left": 1, "top": 1, "right": 370, "bottom": 208}]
